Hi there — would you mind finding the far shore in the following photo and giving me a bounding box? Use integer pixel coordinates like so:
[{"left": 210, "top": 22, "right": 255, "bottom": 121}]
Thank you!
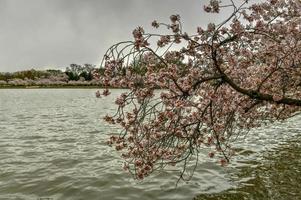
[{"left": 0, "top": 86, "right": 117, "bottom": 89}]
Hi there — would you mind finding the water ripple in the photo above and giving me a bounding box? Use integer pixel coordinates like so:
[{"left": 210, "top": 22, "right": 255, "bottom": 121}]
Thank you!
[{"left": 0, "top": 89, "right": 300, "bottom": 200}]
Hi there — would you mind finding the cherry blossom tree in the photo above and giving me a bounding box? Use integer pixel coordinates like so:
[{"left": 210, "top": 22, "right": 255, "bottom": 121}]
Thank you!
[
  {"left": 0, "top": 80, "right": 7, "bottom": 85},
  {"left": 101, "top": 0, "right": 301, "bottom": 180}
]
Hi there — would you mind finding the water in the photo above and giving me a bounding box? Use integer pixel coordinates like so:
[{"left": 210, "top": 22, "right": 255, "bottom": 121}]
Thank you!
[{"left": 0, "top": 89, "right": 300, "bottom": 200}]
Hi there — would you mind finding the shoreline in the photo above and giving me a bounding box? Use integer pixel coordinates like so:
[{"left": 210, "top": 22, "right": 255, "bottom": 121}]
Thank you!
[{"left": 0, "top": 86, "right": 108, "bottom": 89}]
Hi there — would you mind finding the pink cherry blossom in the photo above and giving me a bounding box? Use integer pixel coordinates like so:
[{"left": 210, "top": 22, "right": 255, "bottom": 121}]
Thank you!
[{"left": 101, "top": 0, "right": 301, "bottom": 180}]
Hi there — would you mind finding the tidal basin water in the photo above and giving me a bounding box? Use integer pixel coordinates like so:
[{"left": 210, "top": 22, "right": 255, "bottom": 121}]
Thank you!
[{"left": 0, "top": 89, "right": 300, "bottom": 200}]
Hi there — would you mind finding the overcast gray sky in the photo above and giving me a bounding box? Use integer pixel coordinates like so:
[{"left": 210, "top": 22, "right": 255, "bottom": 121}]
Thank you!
[{"left": 0, "top": 0, "right": 231, "bottom": 72}]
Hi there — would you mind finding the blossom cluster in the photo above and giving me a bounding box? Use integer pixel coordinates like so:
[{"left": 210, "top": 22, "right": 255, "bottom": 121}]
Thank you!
[{"left": 101, "top": 0, "right": 301, "bottom": 180}]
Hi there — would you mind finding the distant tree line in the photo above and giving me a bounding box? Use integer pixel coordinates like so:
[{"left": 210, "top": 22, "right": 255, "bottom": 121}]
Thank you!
[
  {"left": 0, "top": 64, "right": 107, "bottom": 87},
  {"left": 0, "top": 61, "right": 161, "bottom": 88},
  {"left": 65, "top": 64, "right": 94, "bottom": 81}
]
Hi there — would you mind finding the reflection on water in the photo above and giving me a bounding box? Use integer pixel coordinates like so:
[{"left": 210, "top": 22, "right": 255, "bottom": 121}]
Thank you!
[
  {"left": 0, "top": 89, "right": 300, "bottom": 200},
  {"left": 195, "top": 135, "right": 301, "bottom": 200}
]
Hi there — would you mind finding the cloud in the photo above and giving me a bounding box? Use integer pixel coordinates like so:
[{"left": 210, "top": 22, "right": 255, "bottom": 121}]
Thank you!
[{"left": 0, "top": 0, "right": 229, "bottom": 72}]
